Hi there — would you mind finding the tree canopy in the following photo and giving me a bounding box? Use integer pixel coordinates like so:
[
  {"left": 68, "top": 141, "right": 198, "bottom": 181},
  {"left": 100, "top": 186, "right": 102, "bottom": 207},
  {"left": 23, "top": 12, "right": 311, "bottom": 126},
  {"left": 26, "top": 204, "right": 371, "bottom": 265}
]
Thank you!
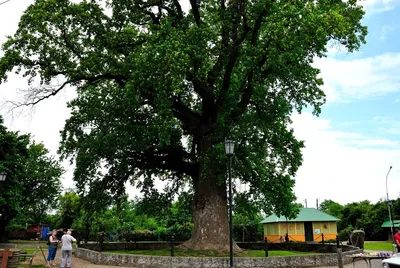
[
  {"left": 0, "top": 116, "right": 63, "bottom": 241},
  {"left": 0, "top": 0, "right": 367, "bottom": 250}
]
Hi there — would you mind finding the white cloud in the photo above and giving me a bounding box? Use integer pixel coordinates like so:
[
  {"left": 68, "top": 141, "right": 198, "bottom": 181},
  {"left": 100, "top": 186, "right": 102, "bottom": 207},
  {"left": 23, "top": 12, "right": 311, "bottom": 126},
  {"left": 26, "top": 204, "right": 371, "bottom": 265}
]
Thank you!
[
  {"left": 359, "top": 0, "right": 397, "bottom": 13},
  {"left": 378, "top": 25, "right": 396, "bottom": 41},
  {"left": 372, "top": 116, "right": 400, "bottom": 135},
  {"left": 314, "top": 53, "right": 400, "bottom": 102},
  {"left": 292, "top": 112, "right": 400, "bottom": 205}
]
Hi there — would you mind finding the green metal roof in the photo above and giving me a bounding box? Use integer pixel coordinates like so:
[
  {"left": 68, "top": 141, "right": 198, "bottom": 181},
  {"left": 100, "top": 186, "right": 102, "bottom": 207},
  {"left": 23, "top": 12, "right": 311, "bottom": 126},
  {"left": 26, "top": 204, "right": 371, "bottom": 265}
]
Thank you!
[
  {"left": 381, "top": 220, "right": 400, "bottom": 228},
  {"left": 261, "top": 208, "right": 340, "bottom": 224}
]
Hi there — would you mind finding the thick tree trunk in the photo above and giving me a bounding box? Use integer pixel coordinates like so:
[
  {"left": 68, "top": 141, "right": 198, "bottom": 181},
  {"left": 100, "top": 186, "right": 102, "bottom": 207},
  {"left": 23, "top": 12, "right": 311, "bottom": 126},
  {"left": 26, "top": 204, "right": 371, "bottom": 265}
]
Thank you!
[{"left": 180, "top": 136, "right": 240, "bottom": 252}]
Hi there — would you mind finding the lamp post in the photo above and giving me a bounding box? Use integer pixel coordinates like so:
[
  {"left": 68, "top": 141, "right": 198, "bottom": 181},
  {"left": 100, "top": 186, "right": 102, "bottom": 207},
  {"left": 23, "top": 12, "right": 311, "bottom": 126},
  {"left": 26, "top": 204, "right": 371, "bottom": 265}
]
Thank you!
[
  {"left": 225, "top": 140, "right": 235, "bottom": 268},
  {"left": 0, "top": 172, "right": 6, "bottom": 223},
  {"left": 385, "top": 166, "right": 395, "bottom": 252}
]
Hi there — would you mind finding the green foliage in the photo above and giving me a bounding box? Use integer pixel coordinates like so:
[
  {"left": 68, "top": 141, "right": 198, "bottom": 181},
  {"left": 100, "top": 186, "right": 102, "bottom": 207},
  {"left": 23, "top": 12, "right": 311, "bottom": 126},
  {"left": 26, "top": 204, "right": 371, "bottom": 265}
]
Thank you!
[
  {"left": 321, "top": 198, "right": 400, "bottom": 241},
  {"left": 57, "top": 191, "right": 81, "bottom": 228},
  {"left": 0, "top": 115, "right": 63, "bottom": 241},
  {"left": 319, "top": 199, "right": 343, "bottom": 219},
  {"left": 0, "top": 0, "right": 367, "bottom": 246},
  {"left": 233, "top": 192, "right": 264, "bottom": 241}
]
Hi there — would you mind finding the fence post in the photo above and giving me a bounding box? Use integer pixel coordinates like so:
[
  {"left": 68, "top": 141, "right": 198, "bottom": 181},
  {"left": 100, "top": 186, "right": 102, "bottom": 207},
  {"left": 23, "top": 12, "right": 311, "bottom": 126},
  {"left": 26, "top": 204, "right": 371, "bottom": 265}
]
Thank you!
[
  {"left": 337, "top": 248, "right": 343, "bottom": 268},
  {"left": 336, "top": 235, "right": 340, "bottom": 248},
  {"left": 170, "top": 236, "right": 175, "bottom": 257},
  {"left": 322, "top": 233, "right": 324, "bottom": 245},
  {"left": 99, "top": 233, "right": 103, "bottom": 253},
  {"left": 264, "top": 237, "right": 268, "bottom": 257}
]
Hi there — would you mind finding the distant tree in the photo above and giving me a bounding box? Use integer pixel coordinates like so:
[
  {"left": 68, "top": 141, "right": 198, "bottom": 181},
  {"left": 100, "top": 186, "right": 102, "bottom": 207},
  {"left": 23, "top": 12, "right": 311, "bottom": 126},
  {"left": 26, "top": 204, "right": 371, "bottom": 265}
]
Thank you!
[
  {"left": 319, "top": 199, "right": 343, "bottom": 219},
  {"left": 233, "top": 192, "right": 263, "bottom": 242},
  {"left": 0, "top": 116, "right": 63, "bottom": 241},
  {"left": 57, "top": 191, "right": 81, "bottom": 229}
]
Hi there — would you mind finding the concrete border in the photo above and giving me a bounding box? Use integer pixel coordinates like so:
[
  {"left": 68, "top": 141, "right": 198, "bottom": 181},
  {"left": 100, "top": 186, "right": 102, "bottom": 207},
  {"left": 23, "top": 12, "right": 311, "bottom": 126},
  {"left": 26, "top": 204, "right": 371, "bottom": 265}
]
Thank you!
[{"left": 75, "top": 247, "right": 363, "bottom": 268}]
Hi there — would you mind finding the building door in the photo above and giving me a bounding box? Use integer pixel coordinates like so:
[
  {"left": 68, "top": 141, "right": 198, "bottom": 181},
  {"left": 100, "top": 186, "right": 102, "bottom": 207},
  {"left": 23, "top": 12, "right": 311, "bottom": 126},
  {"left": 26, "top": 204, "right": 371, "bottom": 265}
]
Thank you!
[{"left": 304, "top": 222, "right": 313, "bottom": 242}]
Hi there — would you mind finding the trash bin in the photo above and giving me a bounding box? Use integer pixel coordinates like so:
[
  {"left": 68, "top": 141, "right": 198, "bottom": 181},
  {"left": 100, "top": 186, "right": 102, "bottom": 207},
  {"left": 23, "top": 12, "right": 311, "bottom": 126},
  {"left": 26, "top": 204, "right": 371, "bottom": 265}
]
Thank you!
[{"left": 349, "top": 230, "right": 365, "bottom": 249}]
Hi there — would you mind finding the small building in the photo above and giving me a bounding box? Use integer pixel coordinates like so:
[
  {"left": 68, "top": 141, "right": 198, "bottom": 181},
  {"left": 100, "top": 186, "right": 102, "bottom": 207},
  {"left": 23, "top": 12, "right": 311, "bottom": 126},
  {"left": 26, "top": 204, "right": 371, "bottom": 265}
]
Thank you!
[
  {"left": 261, "top": 208, "right": 339, "bottom": 243},
  {"left": 381, "top": 220, "right": 400, "bottom": 240}
]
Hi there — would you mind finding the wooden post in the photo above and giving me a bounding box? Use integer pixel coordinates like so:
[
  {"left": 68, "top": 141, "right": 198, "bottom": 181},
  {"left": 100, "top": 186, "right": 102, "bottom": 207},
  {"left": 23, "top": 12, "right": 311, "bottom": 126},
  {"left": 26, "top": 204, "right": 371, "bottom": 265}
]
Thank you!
[
  {"left": 264, "top": 237, "right": 268, "bottom": 257},
  {"left": 337, "top": 248, "right": 343, "bottom": 268},
  {"left": 170, "top": 236, "right": 175, "bottom": 257},
  {"left": 1, "top": 248, "right": 14, "bottom": 268}
]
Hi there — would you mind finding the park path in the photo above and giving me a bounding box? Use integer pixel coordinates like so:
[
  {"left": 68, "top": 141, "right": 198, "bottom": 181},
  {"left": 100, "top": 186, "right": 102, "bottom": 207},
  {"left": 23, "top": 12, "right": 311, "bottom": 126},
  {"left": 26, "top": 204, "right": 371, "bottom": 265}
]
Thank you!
[
  {"left": 29, "top": 248, "right": 136, "bottom": 268},
  {"left": 317, "top": 259, "right": 382, "bottom": 268},
  {"left": 27, "top": 247, "right": 384, "bottom": 268}
]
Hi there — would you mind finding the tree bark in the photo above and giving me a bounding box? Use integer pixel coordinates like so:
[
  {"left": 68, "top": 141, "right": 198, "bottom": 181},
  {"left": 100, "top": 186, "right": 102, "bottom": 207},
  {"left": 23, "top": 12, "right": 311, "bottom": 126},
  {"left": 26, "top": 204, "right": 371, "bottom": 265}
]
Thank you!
[{"left": 180, "top": 135, "right": 240, "bottom": 252}]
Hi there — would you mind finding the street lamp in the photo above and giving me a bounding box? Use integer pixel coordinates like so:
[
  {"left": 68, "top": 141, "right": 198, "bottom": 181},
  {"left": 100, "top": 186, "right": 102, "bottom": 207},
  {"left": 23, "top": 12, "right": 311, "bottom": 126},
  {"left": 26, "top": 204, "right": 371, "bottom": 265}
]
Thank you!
[
  {"left": 224, "top": 140, "right": 235, "bottom": 268},
  {"left": 0, "top": 172, "right": 6, "bottom": 182},
  {"left": 385, "top": 166, "right": 395, "bottom": 252}
]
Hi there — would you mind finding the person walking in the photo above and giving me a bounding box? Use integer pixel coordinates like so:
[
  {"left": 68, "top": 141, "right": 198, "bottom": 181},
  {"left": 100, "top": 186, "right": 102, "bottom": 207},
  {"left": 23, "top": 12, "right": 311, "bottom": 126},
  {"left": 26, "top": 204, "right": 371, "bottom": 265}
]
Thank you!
[
  {"left": 46, "top": 231, "right": 59, "bottom": 267},
  {"left": 394, "top": 229, "right": 400, "bottom": 253},
  {"left": 60, "top": 229, "right": 76, "bottom": 268}
]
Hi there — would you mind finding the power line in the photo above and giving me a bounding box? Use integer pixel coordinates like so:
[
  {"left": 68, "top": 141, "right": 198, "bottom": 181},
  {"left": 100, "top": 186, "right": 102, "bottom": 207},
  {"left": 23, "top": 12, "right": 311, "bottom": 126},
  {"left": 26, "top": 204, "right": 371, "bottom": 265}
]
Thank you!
[{"left": 0, "top": 0, "right": 11, "bottom": 6}]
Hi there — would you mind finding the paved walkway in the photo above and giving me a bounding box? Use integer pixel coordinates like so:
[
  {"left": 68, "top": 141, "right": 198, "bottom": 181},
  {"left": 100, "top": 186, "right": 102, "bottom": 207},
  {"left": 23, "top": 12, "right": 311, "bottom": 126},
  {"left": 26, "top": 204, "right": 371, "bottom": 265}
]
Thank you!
[
  {"left": 25, "top": 247, "right": 385, "bottom": 268},
  {"left": 27, "top": 248, "right": 135, "bottom": 268},
  {"left": 318, "top": 259, "right": 382, "bottom": 268}
]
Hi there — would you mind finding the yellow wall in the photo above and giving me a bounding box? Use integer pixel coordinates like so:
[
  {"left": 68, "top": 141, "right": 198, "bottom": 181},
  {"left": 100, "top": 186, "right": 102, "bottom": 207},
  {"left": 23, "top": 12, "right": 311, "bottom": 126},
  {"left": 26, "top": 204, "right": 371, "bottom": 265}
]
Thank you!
[
  {"left": 264, "top": 221, "right": 338, "bottom": 243},
  {"left": 312, "top": 222, "right": 337, "bottom": 242}
]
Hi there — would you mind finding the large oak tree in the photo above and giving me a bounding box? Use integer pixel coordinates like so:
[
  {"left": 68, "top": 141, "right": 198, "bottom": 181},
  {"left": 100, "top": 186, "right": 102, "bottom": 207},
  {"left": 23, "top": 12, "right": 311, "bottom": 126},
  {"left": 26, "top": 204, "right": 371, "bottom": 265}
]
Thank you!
[{"left": 0, "top": 0, "right": 366, "bottom": 250}]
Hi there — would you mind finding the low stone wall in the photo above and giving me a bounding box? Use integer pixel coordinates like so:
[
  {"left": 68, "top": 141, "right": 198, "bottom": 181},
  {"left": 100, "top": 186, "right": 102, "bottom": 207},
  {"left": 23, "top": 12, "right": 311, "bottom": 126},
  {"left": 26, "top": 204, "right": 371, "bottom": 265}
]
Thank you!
[
  {"left": 0, "top": 243, "right": 44, "bottom": 249},
  {"left": 76, "top": 247, "right": 363, "bottom": 268},
  {"left": 80, "top": 241, "right": 356, "bottom": 253}
]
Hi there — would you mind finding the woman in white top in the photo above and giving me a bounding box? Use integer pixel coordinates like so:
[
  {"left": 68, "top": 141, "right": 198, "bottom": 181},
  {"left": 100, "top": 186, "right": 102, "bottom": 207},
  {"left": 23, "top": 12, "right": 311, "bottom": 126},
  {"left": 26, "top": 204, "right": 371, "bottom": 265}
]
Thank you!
[{"left": 60, "top": 229, "right": 76, "bottom": 268}]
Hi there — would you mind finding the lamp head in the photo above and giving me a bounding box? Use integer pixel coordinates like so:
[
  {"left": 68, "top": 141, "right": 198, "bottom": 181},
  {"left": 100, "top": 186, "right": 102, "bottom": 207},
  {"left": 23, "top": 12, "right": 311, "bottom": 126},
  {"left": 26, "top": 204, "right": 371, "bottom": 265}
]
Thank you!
[
  {"left": 224, "top": 140, "right": 235, "bottom": 156},
  {"left": 0, "top": 172, "right": 7, "bottom": 182}
]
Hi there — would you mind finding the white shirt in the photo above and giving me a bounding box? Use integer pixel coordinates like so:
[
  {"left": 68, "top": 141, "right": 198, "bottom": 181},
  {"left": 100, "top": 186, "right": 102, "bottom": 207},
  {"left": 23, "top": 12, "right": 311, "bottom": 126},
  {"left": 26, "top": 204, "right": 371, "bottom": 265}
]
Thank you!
[{"left": 61, "top": 234, "right": 76, "bottom": 251}]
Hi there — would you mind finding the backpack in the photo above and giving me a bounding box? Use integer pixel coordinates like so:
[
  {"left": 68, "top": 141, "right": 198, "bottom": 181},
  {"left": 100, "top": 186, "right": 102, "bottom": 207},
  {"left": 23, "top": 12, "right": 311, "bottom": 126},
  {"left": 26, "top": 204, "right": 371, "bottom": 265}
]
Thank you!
[{"left": 46, "top": 234, "right": 51, "bottom": 246}]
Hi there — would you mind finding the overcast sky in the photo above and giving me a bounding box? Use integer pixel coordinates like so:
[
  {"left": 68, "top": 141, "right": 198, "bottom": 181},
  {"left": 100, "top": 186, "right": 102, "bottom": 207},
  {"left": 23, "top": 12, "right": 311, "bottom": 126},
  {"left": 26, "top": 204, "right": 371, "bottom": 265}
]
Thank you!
[{"left": 1, "top": 0, "right": 399, "bottom": 207}]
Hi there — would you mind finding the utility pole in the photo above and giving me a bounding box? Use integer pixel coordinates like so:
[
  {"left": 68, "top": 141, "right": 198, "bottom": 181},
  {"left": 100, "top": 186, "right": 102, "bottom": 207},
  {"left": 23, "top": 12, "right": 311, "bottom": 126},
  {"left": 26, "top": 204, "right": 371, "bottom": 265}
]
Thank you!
[
  {"left": 385, "top": 166, "right": 395, "bottom": 252},
  {"left": 304, "top": 199, "right": 307, "bottom": 208},
  {"left": 316, "top": 199, "right": 319, "bottom": 210}
]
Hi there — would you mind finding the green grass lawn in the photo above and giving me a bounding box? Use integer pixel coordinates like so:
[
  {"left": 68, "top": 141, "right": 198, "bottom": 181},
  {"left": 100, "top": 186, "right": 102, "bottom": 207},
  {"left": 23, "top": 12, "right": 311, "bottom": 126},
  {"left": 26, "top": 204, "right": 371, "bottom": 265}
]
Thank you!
[
  {"left": 20, "top": 248, "right": 38, "bottom": 254},
  {"left": 364, "top": 241, "right": 394, "bottom": 251},
  {"left": 17, "top": 265, "right": 46, "bottom": 268},
  {"left": 105, "top": 248, "right": 318, "bottom": 257}
]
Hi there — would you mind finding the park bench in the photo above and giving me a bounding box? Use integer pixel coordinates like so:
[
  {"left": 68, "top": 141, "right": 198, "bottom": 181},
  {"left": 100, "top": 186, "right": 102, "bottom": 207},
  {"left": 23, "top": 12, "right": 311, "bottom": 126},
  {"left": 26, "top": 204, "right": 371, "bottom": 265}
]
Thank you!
[{"left": 0, "top": 248, "right": 17, "bottom": 268}]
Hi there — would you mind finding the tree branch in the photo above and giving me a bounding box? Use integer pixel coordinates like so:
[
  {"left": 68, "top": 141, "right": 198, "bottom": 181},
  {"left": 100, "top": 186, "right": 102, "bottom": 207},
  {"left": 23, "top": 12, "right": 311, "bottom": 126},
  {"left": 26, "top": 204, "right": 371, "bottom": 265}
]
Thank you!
[
  {"left": 21, "top": 80, "right": 72, "bottom": 106},
  {"left": 129, "top": 146, "right": 198, "bottom": 178},
  {"left": 172, "top": 95, "right": 201, "bottom": 133},
  {"left": 216, "top": 1, "right": 250, "bottom": 108},
  {"left": 172, "top": 0, "right": 184, "bottom": 19},
  {"left": 190, "top": 0, "right": 201, "bottom": 26},
  {"left": 231, "top": 53, "right": 268, "bottom": 122}
]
